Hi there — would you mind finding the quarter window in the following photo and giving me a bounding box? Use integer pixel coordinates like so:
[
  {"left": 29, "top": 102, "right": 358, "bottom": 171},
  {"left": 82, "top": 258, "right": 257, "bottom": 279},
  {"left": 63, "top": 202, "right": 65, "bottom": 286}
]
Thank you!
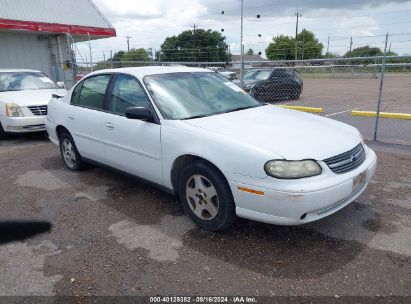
[
  {"left": 109, "top": 75, "right": 150, "bottom": 115},
  {"left": 71, "top": 75, "right": 111, "bottom": 110}
]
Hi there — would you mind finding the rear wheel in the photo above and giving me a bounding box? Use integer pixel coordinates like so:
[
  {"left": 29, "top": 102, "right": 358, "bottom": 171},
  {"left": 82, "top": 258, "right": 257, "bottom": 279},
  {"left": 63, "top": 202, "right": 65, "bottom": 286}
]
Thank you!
[
  {"left": 59, "top": 131, "right": 86, "bottom": 171},
  {"left": 179, "top": 162, "right": 237, "bottom": 231}
]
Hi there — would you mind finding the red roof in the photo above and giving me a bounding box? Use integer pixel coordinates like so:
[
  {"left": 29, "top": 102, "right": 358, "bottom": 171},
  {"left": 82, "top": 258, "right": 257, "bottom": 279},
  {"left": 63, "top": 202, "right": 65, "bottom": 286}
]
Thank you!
[{"left": 0, "top": 18, "right": 116, "bottom": 37}]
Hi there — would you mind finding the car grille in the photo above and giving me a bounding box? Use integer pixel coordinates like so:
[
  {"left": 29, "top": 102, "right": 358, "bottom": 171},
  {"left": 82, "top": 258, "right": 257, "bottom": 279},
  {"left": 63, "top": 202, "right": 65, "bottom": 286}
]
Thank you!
[
  {"left": 28, "top": 105, "right": 47, "bottom": 116},
  {"left": 323, "top": 143, "right": 366, "bottom": 174}
]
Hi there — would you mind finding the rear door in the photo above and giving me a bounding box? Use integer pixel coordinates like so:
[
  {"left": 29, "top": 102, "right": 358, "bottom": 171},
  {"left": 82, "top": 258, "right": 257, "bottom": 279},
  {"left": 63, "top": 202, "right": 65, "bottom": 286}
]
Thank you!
[
  {"left": 66, "top": 74, "right": 111, "bottom": 162},
  {"left": 101, "top": 74, "right": 163, "bottom": 185}
]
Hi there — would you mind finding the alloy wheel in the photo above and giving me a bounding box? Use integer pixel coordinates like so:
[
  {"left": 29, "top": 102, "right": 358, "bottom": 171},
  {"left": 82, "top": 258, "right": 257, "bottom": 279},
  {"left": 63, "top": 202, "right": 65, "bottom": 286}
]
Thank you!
[
  {"left": 185, "top": 174, "right": 219, "bottom": 220},
  {"left": 62, "top": 139, "right": 76, "bottom": 168}
]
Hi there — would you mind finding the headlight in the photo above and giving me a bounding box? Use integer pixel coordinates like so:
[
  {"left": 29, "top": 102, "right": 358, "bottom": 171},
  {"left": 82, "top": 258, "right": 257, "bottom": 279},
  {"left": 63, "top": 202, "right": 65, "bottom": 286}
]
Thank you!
[
  {"left": 5, "top": 103, "right": 24, "bottom": 117},
  {"left": 265, "top": 160, "right": 322, "bottom": 179}
]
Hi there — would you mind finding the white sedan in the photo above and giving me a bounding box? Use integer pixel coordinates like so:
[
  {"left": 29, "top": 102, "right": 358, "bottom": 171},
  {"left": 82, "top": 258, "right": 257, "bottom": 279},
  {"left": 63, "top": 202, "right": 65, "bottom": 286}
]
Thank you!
[
  {"left": 0, "top": 69, "right": 66, "bottom": 138},
  {"left": 46, "top": 67, "right": 377, "bottom": 231}
]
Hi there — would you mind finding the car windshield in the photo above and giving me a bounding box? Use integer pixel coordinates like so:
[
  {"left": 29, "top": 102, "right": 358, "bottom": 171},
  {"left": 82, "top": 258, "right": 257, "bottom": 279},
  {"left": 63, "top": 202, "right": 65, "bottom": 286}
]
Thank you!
[
  {"left": 144, "top": 72, "right": 262, "bottom": 120},
  {"left": 244, "top": 70, "right": 272, "bottom": 81},
  {"left": 0, "top": 71, "right": 59, "bottom": 92}
]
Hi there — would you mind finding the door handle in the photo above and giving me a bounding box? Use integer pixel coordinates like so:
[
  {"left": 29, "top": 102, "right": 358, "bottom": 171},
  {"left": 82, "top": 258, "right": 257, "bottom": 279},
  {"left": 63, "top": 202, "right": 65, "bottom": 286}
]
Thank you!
[
  {"left": 68, "top": 114, "right": 75, "bottom": 120},
  {"left": 105, "top": 122, "right": 114, "bottom": 130}
]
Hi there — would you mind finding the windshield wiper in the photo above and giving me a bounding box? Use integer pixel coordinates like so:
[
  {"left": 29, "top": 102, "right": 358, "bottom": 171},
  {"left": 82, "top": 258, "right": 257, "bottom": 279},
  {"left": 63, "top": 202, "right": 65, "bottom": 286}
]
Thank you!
[
  {"left": 224, "top": 105, "right": 260, "bottom": 114},
  {"left": 181, "top": 114, "right": 210, "bottom": 120}
]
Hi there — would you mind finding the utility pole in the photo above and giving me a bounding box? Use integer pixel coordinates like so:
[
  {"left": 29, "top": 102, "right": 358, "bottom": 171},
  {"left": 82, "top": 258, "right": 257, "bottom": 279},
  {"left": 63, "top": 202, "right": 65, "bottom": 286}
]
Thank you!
[
  {"left": 295, "top": 11, "right": 301, "bottom": 61},
  {"left": 349, "top": 36, "right": 353, "bottom": 54},
  {"left": 192, "top": 24, "right": 198, "bottom": 61},
  {"left": 301, "top": 31, "right": 305, "bottom": 60},
  {"left": 240, "top": 0, "right": 244, "bottom": 87},
  {"left": 125, "top": 35, "right": 132, "bottom": 52},
  {"left": 374, "top": 33, "right": 389, "bottom": 141},
  {"left": 103, "top": 51, "right": 106, "bottom": 61},
  {"left": 326, "top": 34, "right": 330, "bottom": 55},
  {"left": 87, "top": 32, "right": 93, "bottom": 72}
]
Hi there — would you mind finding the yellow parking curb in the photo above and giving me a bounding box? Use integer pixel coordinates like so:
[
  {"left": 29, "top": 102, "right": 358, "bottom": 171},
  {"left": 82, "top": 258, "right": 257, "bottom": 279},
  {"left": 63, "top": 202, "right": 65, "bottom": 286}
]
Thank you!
[
  {"left": 277, "top": 105, "right": 324, "bottom": 113},
  {"left": 352, "top": 110, "right": 411, "bottom": 120}
]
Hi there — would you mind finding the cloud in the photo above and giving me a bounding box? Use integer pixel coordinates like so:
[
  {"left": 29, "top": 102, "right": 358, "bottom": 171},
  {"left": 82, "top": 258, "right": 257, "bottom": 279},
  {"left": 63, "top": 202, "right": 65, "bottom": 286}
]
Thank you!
[
  {"left": 206, "top": 0, "right": 411, "bottom": 17},
  {"left": 81, "top": 0, "right": 411, "bottom": 59}
]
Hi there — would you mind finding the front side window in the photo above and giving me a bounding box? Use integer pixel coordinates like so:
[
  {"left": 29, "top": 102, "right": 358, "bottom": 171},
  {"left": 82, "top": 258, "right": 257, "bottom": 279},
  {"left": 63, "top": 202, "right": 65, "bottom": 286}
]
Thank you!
[
  {"left": 108, "top": 75, "right": 150, "bottom": 115},
  {"left": 71, "top": 74, "right": 111, "bottom": 110},
  {"left": 0, "top": 72, "right": 59, "bottom": 92},
  {"left": 144, "top": 72, "right": 261, "bottom": 120}
]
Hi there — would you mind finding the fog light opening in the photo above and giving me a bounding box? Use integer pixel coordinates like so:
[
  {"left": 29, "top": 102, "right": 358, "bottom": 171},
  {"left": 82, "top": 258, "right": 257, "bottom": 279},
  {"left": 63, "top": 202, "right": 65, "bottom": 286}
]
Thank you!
[{"left": 300, "top": 213, "right": 307, "bottom": 220}]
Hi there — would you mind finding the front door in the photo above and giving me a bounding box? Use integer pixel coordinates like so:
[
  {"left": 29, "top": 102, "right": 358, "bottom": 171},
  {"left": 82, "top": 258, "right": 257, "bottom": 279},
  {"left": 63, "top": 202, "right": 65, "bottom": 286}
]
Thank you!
[{"left": 101, "top": 74, "right": 163, "bottom": 185}]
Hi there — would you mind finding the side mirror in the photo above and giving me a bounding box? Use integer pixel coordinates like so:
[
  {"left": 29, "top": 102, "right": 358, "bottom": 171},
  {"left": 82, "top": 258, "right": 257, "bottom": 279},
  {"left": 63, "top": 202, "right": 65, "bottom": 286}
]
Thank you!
[
  {"left": 125, "top": 107, "right": 153, "bottom": 122},
  {"left": 57, "top": 81, "right": 65, "bottom": 89}
]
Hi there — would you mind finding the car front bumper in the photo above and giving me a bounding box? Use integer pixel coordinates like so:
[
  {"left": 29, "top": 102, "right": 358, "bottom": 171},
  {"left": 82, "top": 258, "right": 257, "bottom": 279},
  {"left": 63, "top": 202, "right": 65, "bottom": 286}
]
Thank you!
[
  {"left": 227, "top": 145, "right": 377, "bottom": 225},
  {"left": 0, "top": 116, "right": 46, "bottom": 133}
]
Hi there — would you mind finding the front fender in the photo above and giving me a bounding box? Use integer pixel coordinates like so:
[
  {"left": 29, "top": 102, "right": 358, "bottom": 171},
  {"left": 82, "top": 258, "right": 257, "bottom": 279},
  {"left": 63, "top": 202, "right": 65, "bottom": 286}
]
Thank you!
[{"left": 160, "top": 122, "right": 282, "bottom": 190}]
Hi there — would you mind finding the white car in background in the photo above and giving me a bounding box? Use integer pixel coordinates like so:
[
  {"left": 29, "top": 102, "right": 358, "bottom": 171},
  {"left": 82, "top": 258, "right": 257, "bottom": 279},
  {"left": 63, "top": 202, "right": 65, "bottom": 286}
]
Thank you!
[
  {"left": 207, "top": 67, "right": 237, "bottom": 81},
  {"left": 0, "top": 69, "right": 66, "bottom": 138},
  {"left": 46, "top": 67, "right": 377, "bottom": 231}
]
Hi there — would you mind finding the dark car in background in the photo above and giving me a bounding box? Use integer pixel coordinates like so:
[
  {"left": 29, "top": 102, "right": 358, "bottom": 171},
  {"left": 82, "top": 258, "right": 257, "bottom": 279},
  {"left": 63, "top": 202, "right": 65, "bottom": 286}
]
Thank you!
[{"left": 237, "top": 68, "right": 303, "bottom": 102}]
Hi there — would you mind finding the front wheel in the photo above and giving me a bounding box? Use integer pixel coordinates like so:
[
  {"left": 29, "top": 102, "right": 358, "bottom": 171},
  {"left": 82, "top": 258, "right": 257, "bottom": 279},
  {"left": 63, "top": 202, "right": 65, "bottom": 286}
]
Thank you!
[
  {"left": 179, "top": 162, "right": 237, "bottom": 231},
  {"left": 0, "top": 122, "right": 7, "bottom": 139},
  {"left": 59, "top": 132, "right": 86, "bottom": 171}
]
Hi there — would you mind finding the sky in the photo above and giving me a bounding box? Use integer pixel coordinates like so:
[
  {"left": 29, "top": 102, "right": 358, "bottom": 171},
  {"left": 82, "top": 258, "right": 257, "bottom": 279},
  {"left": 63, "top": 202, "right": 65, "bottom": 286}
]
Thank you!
[{"left": 76, "top": 0, "right": 411, "bottom": 62}]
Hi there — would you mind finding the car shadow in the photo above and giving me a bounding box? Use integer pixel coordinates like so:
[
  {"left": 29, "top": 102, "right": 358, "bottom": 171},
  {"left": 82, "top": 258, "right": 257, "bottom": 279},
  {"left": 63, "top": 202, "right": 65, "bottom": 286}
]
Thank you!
[
  {"left": 0, "top": 132, "right": 49, "bottom": 146},
  {"left": 182, "top": 214, "right": 365, "bottom": 279}
]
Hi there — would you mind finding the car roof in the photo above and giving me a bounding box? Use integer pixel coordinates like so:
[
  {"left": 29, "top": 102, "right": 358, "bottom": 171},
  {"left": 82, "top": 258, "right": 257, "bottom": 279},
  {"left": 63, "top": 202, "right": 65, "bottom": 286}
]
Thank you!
[
  {"left": 0, "top": 69, "right": 42, "bottom": 73},
  {"left": 86, "top": 66, "right": 212, "bottom": 79}
]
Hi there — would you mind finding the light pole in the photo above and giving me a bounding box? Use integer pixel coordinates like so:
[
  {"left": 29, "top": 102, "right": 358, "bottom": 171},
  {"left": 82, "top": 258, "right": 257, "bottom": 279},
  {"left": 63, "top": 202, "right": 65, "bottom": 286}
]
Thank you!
[
  {"left": 240, "top": 0, "right": 244, "bottom": 87},
  {"left": 295, "top": 11, "right": 301, "bottom": 61}
]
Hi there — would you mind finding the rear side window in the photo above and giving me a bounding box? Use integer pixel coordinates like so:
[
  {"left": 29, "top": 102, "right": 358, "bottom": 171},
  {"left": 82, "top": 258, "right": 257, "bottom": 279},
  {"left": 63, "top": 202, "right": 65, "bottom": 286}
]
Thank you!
[
  {"left": 71, "top": 75, "right": 111, "bottom": 110},
  {"left": 108, "top": 74, "right": 151, "bottom": 116}
]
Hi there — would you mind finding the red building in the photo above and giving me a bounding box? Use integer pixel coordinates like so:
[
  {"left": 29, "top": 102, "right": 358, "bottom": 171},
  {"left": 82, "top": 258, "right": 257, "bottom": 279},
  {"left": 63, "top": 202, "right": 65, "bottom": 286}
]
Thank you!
[{"left": 0, "top": 0, "right": 116, "bottom": 87}]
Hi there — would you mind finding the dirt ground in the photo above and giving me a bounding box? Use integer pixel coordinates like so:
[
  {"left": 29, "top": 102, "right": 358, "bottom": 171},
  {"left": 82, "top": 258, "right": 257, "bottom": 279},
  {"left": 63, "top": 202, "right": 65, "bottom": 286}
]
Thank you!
[
  {"left": 0, "top": 133, "right": 410, "bottom": 303},
  {"left": 285, "top": 73, "right": 411, "bottom": 145}
]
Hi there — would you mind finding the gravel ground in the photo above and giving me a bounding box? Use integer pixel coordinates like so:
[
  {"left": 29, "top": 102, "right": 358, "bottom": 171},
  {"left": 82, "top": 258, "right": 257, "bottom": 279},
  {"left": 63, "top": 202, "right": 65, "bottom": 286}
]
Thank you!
[{"left": 0, "top": 133, "right": 410, "bottom": 303}]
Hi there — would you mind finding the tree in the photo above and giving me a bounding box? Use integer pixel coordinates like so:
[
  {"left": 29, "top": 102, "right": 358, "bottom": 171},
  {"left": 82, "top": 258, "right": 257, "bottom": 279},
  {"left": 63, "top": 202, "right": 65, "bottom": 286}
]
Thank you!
[
  {"left": 159, "top": 29, "right": 230, "bottom": 62},
  {"left": 265, "top": 35, "right": 295, "bottom": 60},
  {"left": 344, "top": 46, "right": 383, "bottom": 58},
  {"left": 265, "top": 29, "right": 323, "bottom": 60},
  {"left": 297, "top": 29, "right": 323, "bottom": 60},
  {"left": 112, "top": 51, "right": 125, "bottom": 62},
  {"left": 246, "top": 48, "right": 254, "bottom": 56},
  {"left": 121, "top": 48, "right": 150, "bottom": 61}
]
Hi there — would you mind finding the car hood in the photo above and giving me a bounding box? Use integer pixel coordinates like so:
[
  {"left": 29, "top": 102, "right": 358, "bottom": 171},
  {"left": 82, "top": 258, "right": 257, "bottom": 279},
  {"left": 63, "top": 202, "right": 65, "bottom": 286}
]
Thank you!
[
  {"left": 0, "top": 89, "right": 67, "bottom": 106},
  {"left": 182, "top": 105, "right": 361, "bottom": 160}
]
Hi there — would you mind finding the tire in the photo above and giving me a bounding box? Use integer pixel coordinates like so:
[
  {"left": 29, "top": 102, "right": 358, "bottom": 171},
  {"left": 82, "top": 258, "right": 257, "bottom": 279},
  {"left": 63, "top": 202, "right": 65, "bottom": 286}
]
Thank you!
[
  {"left": 59, "top": 131, "right": 87, "bottom": 171},
  {"left": 292, "top": 91, "right": 301, "bottom": 100},
  {"left": 178, "top": 161, "right": 237, "bottom": 231},
  {"left": 0, "top": 122, "right": 7, "bottom": 139}
]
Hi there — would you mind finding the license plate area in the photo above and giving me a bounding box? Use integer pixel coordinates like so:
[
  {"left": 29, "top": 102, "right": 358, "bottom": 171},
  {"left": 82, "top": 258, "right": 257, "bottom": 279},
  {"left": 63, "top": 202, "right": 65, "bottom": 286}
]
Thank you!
[{"left": 353, "top": 171, "right": 366, "bottom": 193}]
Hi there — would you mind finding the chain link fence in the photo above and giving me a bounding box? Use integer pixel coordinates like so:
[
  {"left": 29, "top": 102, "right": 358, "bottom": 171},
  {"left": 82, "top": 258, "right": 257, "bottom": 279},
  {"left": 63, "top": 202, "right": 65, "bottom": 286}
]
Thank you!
[{"left": 70, "top": 48, "right": 411, "bottom": 146}]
